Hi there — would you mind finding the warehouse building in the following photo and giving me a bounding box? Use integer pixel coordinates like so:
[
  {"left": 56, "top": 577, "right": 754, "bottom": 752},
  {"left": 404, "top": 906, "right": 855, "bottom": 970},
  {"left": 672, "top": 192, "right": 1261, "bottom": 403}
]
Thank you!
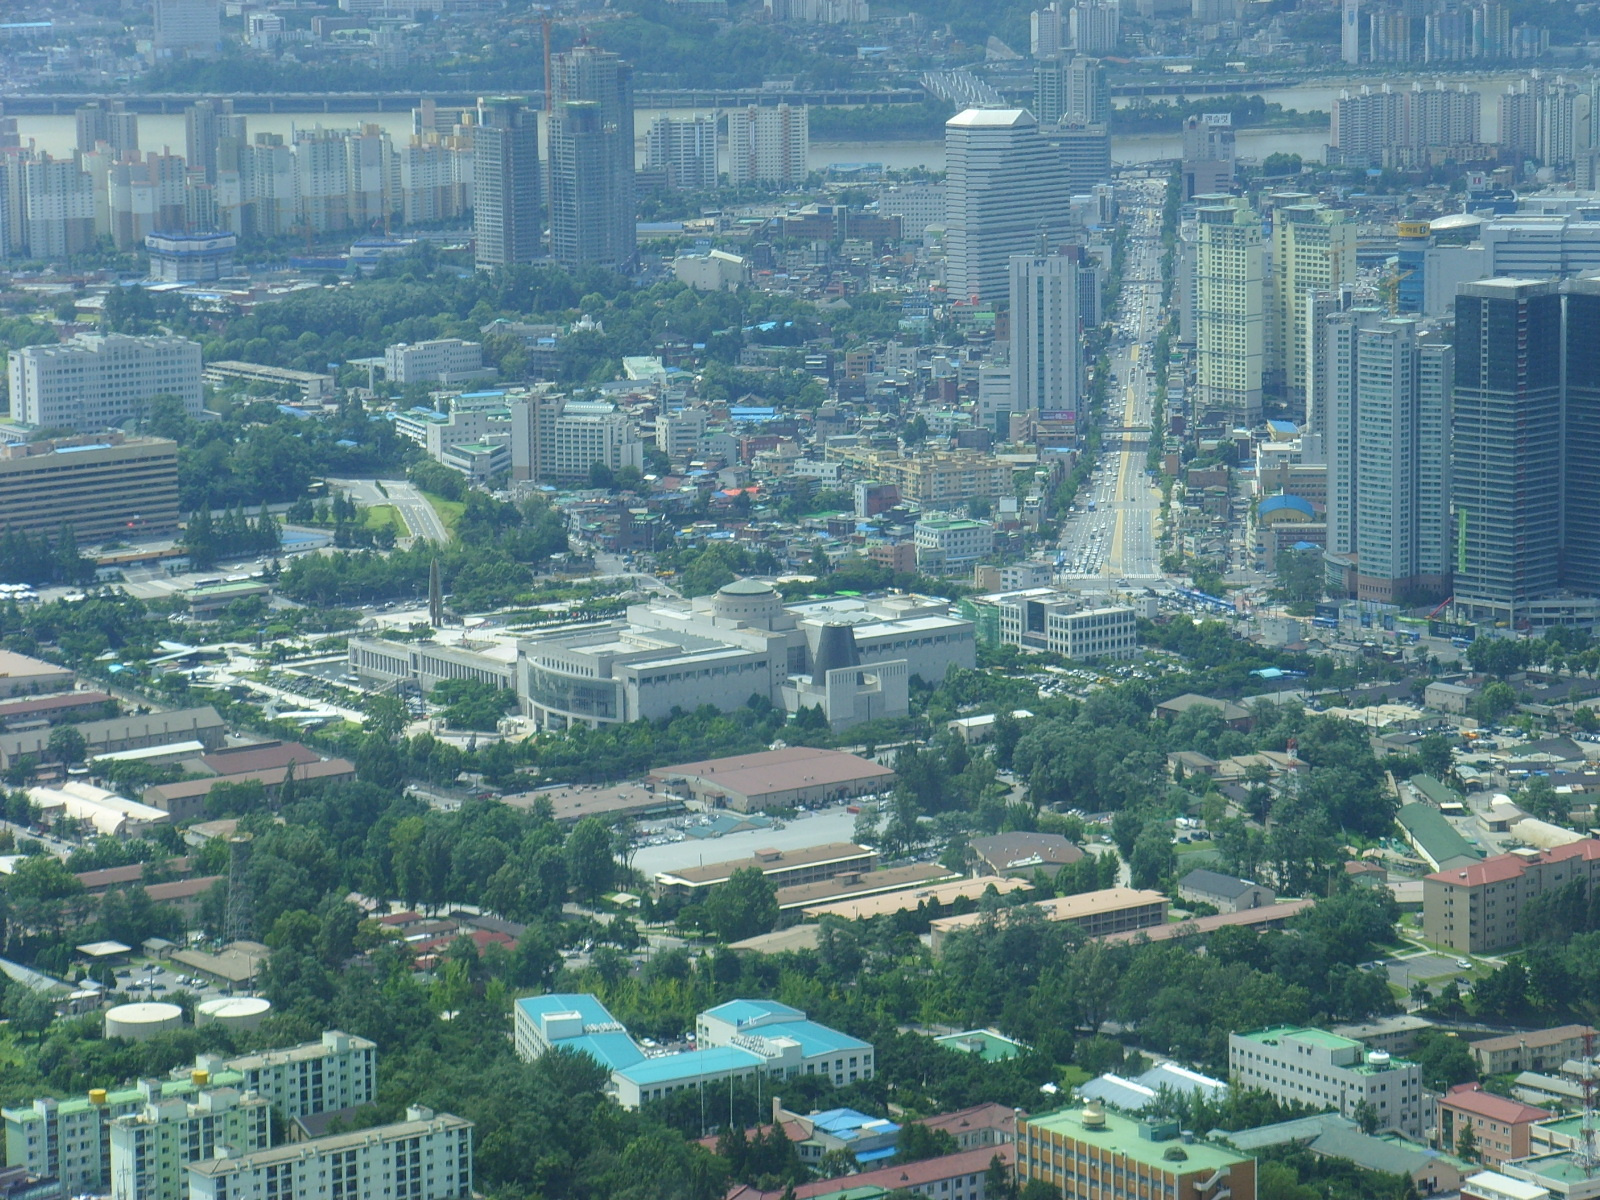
[
  {"left": 648, "top": 746, "right": 894, "bottom": 813},
  {"left": 929, "top": 888, "right": 1168, "bottom": 953},
  {"left": 654, "top": 842, "right": 879, "bottom": 899}
]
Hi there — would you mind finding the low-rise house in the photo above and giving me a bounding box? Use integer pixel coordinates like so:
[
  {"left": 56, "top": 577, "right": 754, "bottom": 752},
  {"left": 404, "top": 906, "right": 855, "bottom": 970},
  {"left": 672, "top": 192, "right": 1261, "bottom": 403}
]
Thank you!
[
  {"left": 1469, "top": 1026, "right": 1597, "bottom": 1076},
  {"left": 1177, "top": 869, "right": 1277, "bottom": 913},
  {"left": 1436, "top": 1084, "right": 1552, "bottom": 1166},
  {"left": 966, "top": 832, "right": 1085, "bottom": 878}
]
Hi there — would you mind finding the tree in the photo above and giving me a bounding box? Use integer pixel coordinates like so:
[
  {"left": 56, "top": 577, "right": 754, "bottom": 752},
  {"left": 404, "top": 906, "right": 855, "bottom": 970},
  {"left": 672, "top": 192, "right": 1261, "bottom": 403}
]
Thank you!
[
  {"left": 2, "top": 984, "right": 54, "bottom": 1041},
  {"left": 985, "top": 1154, "right": 1015, "bottom": 1200},
  {"left": 1018, "top": 1182, "right": 1062, "bottom": 1200},
  {"left": 1411, "top": 1030, "right": 1478, "bottom": 1092},
  {"left": 565, "top": 817, "right": 616, "bottom": 902},
  {"left": 1416, "top": 734, "right": 1453, "bottom": 780},
  {"left": 1276, "top": 547, "right": 1322, "bottom": 605},
  {"left": 1455, "top": 1122, "right": 1479, "bottom": 1164},
  {"left": 1473, "top": 681, "right": 1518, "bottom": 724},
  {"left": 700, "top": 867, "right": 778, "bottom": 943},
  {"left": 894, "top": 1122, "right": 958, "bottom": 1164},
  {"left": 47, "top": 724, "right": 86, "bottom": 766},
  {"left": 1129, "top": 825, "right": 1176, "bottom": 890}
]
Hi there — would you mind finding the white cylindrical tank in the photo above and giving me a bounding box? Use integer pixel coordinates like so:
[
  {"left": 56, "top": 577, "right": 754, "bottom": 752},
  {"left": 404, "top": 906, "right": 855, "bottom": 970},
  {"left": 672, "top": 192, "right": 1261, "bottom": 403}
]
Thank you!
[
  {"left": 104, "top": 1002, "right": 184, "bottom": 1040},
  {"left": 196, "top": 996, "right": 271, "bottom": 1032}
]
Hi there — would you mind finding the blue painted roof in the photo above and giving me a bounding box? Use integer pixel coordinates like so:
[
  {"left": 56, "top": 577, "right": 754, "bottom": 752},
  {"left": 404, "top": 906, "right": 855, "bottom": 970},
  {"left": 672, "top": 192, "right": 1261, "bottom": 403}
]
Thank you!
[
  {"left": 703, "top": 999, "right": 805, "bottom": 1027},
  {"left": 751, "top": 1019, "right": 872, "bottom": 1057},
  {"left": 516, "top": 994, "right": 644, "bottom": 1070},
  {"left": 613, "top": 1045, "right": 764, "bottom": 1085},
  {"left": 811, "top": 1108, "right": 898, "bottom": 1139},
  {"left": 1258, "top": 494, "right": 1315, "bottom": 519},
  {"left": 564, "top": 1031, "right": 645, "bottom": 1070},
  {"left": 856, "top": 1146, "right": 898, "bottom": 1163},
  {"left": 1267, "top": 420, "right": 1298, "bottom": 434}
]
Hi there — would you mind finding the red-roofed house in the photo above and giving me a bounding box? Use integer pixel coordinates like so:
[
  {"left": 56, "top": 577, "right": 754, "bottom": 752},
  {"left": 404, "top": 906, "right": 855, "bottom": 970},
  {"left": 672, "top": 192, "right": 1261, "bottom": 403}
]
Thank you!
[
  {"left": 1436, "top": 1084, "right": 1552, "bottom": 1165},
  {"left": 726, "top": 1146, "right": 1011, "bottom": 1200},
  {"left": 917, "top": 1102, "right": 1020, "bottom": 1151},
  {"left": 1423, "top": 839, "right": 1600, "bottom": 953}
]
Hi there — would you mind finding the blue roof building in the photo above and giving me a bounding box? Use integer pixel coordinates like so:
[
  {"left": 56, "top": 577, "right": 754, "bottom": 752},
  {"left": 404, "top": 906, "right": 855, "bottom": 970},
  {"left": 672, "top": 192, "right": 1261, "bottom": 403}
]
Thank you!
[{"left": 514, "top": 994, "right": 874, "bottom": 1110}]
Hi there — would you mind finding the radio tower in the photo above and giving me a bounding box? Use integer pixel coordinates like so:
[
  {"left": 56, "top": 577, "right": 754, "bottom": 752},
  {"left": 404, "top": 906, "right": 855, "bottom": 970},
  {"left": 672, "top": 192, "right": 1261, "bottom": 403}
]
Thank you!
[
  {"left": 1578, "top": 1028, "right": 1599, "bottom": 1178},
  {"left": 224, "top": 834, "right": 255, "bottom": 944}
]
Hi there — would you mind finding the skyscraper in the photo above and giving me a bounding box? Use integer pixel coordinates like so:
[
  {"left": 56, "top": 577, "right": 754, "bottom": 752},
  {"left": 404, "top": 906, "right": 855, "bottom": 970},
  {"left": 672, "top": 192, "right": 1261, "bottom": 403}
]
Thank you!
[
  {"left": 1452, "top": 278, "right": 1562, "bottom": 623},
  {"left": 548, "top": 46, "right": 635, "bottom": 273},
  {"left": 944, "top": 108, "right": 1071, "bottom": 303},
  {"left": 1009, "top": 253, "right": 1084, "bottom": 433},
  {"left": 1324, "top": 310, "right": 1453, "bottom": 602},
  {"left": 473, "top": 96, "right": 540, "bottom": 270},
  {"left": 1565, "top": 277, "right": 1600, "bottom": 596},
  {"left": 75, "top": 102, "right": 137, "bottom": 158},
  {"left": 1341, "top": 0, "right": 1362, "bottom": 63},
  {"left": 1193, "top": 199, "right": 1264, "bottom": 422},
  {"left": 1272, "top": 203, "right": 1356, "bottom": 412}
]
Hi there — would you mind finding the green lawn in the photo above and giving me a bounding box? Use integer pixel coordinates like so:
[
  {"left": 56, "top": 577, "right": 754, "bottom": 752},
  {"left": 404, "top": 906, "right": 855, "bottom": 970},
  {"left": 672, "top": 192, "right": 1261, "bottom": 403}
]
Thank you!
[
  {"left": 363, "top": 504, "right": 406, "bottom": 535},
  {"left": 420, "top": 492, "right": 465, "bottom": 537}
]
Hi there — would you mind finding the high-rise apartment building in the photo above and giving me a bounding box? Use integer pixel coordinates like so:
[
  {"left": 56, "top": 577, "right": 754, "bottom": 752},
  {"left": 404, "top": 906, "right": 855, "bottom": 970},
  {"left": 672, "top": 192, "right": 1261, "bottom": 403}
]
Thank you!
[
  {"left": 109, "top": 1087, "right": 271, "bottom": 1200},
  {"left": 222, "top": 1030, "right": 377, "bottom": 1120},
  {"left": 1031, "top": 2, "right": 1066, "bottom": 57},
  {"left": 1272, "top": 203, "right": 1356, "bottom": 406},
  {"left": 548, "top": 47, "right": 635, "bottom": 274},
  {"left": 21, "top": 155, "right": 95, "bottom": 259},
  {"left": 186, "top": 1107, "right": 472, "bottom": 1200},
  {"left": 1332, "top": 81, "right": 1480, "bottom": 168},
  {"left": 1009, "top": 253, "right": 1084, "bottom": 432},
  {"left": 1193, "top": 199, "right": 1264, "bottom": 422},
  {"left": 645, "top": 115, "right": 719, "bottom": 190},
  {"left": 108, "top": 152, "right": 188, "bottom": 251},
  {"left": 1069, "top": 0, "right": 1119, "bottom": 53},
  {"left": 76, "top": 102, "right": 138, "bottom": 158},
  {"left": 726, "top": 104, "right": 808, "bottom": 186},
  {"left": 1323, "top": 311, "right": 1453, "bottom": 602},
  {"left": 9, "top": 334, "right": 202, "bottom": 432},
  {"left": 1452, "top": 278, "right": 1562, "bottom": 624},
  {"left": 1423, "top": 839, "right": 1600, "bottom": 953},
  {"left": 153, "top": 0, "right": 221, "bottom": 58},
  {"left": 943, "top": 108, "right": 1071, "bottom": 303},
  {"left": 473, "top": 96, "right": 540, "bottom": 270},
  {"left": 1032, "top": 55, "right": 1108, "bottom": 125}
]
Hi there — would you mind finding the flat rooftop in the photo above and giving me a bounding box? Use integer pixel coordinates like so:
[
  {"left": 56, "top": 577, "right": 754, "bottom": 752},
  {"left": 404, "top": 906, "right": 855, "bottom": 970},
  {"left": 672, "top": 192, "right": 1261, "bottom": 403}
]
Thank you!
[
  {"left": 650, "top": 746, "right": 894, "bottom": 800},
  {"left": 658, "top": 841, "right": 876, "bottom": 888},
  {"left": 802, "top": 874, "right": 1031, "bottom": 920},
  {"left": 1023, "top": 1105, "right": 1252, "bottom": 1175}
]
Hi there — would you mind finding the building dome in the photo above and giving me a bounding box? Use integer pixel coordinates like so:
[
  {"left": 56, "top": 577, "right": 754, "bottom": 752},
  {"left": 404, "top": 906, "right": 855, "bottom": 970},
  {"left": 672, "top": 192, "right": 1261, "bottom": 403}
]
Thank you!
[{"left": 712, "top": 578, "right": 784, "bottom": 628}]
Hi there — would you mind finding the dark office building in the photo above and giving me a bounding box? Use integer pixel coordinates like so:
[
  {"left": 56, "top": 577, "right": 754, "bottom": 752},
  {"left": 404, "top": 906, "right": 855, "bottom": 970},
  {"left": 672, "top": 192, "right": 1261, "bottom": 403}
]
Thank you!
[
  {"left": 474, "top": 96, "right": 541, "bottom": 269},
  {"left": 547, "top": 47, "right": 635, "bottom": 273},
  {"left": 1452, "top": 278, "right": 1562, "bottom": 624}
]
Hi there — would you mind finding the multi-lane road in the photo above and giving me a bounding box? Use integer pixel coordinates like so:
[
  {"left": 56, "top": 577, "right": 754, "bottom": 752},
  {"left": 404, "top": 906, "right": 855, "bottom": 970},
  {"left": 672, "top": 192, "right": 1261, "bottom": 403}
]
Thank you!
[
  {"left": 329, "top": 478, "right": 452, "bottom": 544},
  {"left": 1058, "top": 179, "right": 1167, "bottom": 583}
]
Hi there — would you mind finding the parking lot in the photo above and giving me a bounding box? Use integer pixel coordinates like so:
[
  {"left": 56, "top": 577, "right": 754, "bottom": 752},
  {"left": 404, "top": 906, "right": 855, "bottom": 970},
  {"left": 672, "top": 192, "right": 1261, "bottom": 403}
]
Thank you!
[
  {"left": 105, "top": 960, "right": 235, "bottom": 1001},
  {"left": 1383, "top": 950, "right": 1476, "bottom": 991}
]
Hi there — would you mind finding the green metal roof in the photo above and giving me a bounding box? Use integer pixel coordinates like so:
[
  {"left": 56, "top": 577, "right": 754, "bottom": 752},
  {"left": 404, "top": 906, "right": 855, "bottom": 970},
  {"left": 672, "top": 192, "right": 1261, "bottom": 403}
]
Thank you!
[
  {"left": 1397, "top": 801, "right": 1482, "bottom": 867},
  {"left": 1023, "top": 1104, "right": 1253, "bottom": 1175}
]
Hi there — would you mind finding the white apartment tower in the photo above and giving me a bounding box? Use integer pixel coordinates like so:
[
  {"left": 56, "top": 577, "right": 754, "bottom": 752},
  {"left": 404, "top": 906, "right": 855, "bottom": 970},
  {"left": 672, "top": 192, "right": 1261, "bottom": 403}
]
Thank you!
[
  {"left": 9, "top": 335, "right": 203, "bottom": 432},
  {"left": 1009, "top": 253, "right": 1084, "bottom": 428},
  {"left": 221, "top": 1030, "right": 377, "bottom": 1120},
  {"left": 944, "top": 108, "right": 1071, "bottom": 303},
  {"left": 727, "top": 105, "right": 809, "bottom": 186},
  {"left": 1069, "top": 0, "right": 1119, "bottom": 53},
  {"left": 1272, "top": 203, "right": 1356, "bottom": 408},
  {"left": 645, "top": 115, "right": 719, "bottom": 190},
  {"left": 186, "top": 1108, "right": 472, "bottom": 1200},
  {"left": 1193, "top": 200, "right": 1264, "bottom": 422},
  {"left": 1324, "top": 310, "right": 1454, "bottom": 603},
  {"left": 509, "top": 392, "right": 645, "bottom": 484}
]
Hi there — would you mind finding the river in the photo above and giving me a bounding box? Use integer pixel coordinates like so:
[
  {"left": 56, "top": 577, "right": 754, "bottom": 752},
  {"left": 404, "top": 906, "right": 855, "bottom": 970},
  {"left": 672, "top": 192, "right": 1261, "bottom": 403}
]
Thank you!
[{"left": 7, "top": 70, "right": 1531, "bottom": 173}]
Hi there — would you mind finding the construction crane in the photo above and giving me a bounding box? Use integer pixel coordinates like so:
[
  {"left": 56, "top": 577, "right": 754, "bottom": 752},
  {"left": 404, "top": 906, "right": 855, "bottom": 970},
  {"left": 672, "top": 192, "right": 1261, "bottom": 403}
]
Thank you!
[{"left": 1427, "top": 595, "right": 1453, "bottom": 620}]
